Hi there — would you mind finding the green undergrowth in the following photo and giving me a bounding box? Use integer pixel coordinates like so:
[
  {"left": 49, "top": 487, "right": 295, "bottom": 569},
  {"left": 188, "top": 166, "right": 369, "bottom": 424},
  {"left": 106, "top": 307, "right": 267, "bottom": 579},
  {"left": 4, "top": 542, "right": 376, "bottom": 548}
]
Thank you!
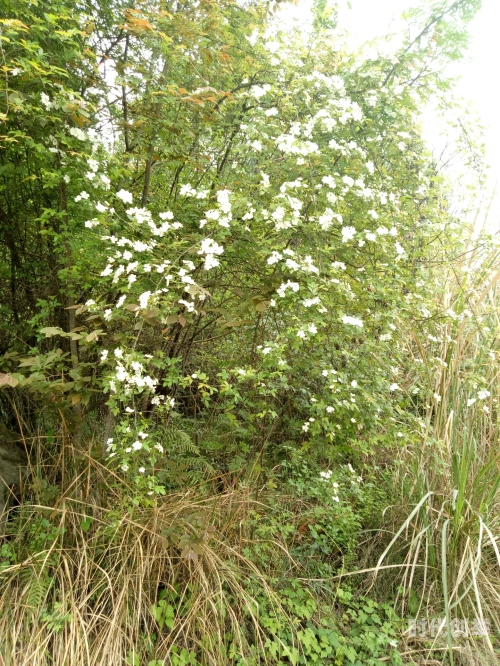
[{"left": 0, "top": 442, "right": 404, "bottom": 666}]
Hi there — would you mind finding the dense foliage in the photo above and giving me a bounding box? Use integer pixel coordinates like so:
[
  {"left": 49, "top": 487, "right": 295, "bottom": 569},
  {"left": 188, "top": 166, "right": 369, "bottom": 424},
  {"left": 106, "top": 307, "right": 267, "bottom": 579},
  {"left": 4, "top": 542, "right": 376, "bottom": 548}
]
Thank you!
[{"left": 1, "top": 0, "right": 499, "bottom": 665}]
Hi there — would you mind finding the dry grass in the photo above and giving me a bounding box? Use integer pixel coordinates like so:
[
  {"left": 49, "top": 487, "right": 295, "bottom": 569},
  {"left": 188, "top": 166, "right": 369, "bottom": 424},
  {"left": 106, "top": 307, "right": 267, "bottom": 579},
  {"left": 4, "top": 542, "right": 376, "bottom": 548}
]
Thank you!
[
  {"left": 370, "top": 234, "right": 500, "bottom": 664},
  {"left": 0, "top": 454, "right": 295, "bottom": 666}
]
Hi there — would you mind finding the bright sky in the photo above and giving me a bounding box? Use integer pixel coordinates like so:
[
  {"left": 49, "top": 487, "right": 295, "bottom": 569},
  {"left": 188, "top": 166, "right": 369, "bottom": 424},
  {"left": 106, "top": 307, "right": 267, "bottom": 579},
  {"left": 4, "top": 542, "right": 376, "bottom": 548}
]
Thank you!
[{"left": 278, "top": 0, "right": 500, "bottom": 225}]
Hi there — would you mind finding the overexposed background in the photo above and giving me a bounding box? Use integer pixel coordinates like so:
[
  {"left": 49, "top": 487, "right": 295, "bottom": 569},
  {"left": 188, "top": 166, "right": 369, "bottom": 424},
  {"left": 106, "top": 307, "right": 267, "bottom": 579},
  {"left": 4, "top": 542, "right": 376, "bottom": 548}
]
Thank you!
[{"left": 277, "top": 0, "right": 500, "bottom": 228}]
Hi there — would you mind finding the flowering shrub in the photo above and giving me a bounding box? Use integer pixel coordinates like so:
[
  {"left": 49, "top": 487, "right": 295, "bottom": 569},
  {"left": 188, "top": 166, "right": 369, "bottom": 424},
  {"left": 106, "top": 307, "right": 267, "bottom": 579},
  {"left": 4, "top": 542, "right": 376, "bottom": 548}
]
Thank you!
[
  {"left": 2, "top": 1, "right": 496, "bottom": 665},
  {"left": 0, "top": 0, "right": 483, "bottom": 486}
]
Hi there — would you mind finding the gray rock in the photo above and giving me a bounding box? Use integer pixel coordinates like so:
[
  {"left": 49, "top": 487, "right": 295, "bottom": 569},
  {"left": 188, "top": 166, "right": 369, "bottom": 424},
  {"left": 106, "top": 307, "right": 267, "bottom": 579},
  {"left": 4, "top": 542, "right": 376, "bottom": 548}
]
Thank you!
[{"left": 0, "top": 440, "right": 28, "bottom": 535}]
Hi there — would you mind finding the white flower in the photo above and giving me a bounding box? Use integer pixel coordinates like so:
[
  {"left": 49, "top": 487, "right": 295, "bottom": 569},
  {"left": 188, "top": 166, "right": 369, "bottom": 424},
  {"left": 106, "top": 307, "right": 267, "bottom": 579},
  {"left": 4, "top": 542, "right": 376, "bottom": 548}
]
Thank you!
[
  {"left": 250, "top": 140, "right": 262, "bottom": 151},
  {"left": 69, "top": 127, "right": 87, "bottom": 141},
  {"left": 204, "top": 209, "right": 220, "bottom": 223},
  {"left": 341, "top": 226, "right": 356, "bottom": 242},
  {"left": 351, "top": 380, "right": 357, "bottom": 388},
  {"left": 178, "top": 299, "right": 196, "bottom": 313},
  {"left": 216, "top": 189, "right": 232, "bottom": 213},
  {"left": 265, "top": 107, "right": 278, "bottom": 116},
  {"left": 322, "top": 175, "right": 336, "bottom": 189},
  {"left": 341, "top": 315, "right": 363, "bottom": 327},
  {"left": 138, "top": 467, "right": 145, "bottom": 473},
  {"left": 63, "top": 174, "right": 70, "bottom": 183},
  {"left": 318, "top": 208, "right": 342, "bottom": 230},
  {"left": 100, "top": 349, "right": 109, "bottom": 362},
  {"left": 116, "top": 189, "right": 133, "bottom": 204},
  {"left": 262, "top": 347, "right": 272, "bottom": 354},
  {"left": 434, "top": 393, "right": 441, "bottom": 402},
  {"left": 389, "top": 383, "right": 400, "bottom": 391},
  {"left": 74, "top": 191, "right": 90, "bottom": 202},
  {"left": 297, "top": 330, "right": 306, "bottom": 339},
  {"left": 199, "top": 238, "right": 224, "bottom": 256},
  {"left": 116, "top": 295, "right": 126, "bottom": 308},
  {"left": 242, "top": 207, "right": 255, "bottom": 221},
  {"left": 326, "top": 406, "right": 334, "bottom": 413},
  {"left": 126, "top": 261, "right": 138, "bottom": 274},
  {"left": 155, "top": 443, "right": 164, "bottom": 453},
  {"left": 277, "top": 281, "right": 300, "bottom": 297},
  {"left": 477, "top": 390, "right": 490, "bottom": 400},
  {"left": 272, "top": 207, "right": 286, "bottom": 222},
  {"left": 251, "top": 84, "right": 271, "bottom": 99},
  {"left": 101, "top": 175, "right": 111, "bottom": 188},
  {"left": 204, "top": 254, "right": 219, "bottom": 270},
  {"left": 308, "top": 323, "right": 317, "bottom": 334},
  {"left": 139, "top": 291, "right": 151, "bottom": 309},
  {"left": 114, "top": 348, "right": 123, "bottom": 358},
  {"left": 267, "top": 251, "right": 282, "bottom": 265},
  {"left": 40, "top": 92, "right": 52, "bottom": 109}
]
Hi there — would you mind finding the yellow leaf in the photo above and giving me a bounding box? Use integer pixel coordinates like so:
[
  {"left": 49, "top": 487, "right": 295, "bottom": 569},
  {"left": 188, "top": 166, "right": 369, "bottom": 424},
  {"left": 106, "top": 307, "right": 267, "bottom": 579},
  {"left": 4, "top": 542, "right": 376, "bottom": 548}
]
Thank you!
[
  {"left": 0, "top": 19, "right": 29, "bottom": 32},
  {"left": 0, "top": 373, "right": 19, "bottom": 388}
]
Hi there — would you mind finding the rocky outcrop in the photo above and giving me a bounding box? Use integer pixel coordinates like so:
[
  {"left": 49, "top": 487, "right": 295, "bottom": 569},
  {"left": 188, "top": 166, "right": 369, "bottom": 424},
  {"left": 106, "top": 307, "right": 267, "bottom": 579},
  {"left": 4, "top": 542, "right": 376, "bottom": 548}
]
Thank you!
[{"left": 0, "top": 439, "right": 28, "bottom": 535}]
